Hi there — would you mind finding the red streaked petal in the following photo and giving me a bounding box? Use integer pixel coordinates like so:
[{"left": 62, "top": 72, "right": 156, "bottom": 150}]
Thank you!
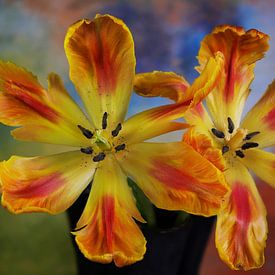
[
  {"left": 0, "top": 61, "right": 93, "bottom": 146},
  {"left": 0, "top": 151, "right": 95, "bottom": 214},
  {"left": 74, "top": 155, "right": 146, "bottom": 267},
  {"left": 216, "top": 163, "right": 267, "bottom": 270},
  {"left": 117, "top": 142, "right": 228, "bottom": 216},
  {"left": 197, "top": 25, "right": 269, "bottom": 130},
  {"left": 64, "top": 14, "right": 135, "bottom": 129},
  {"left": 241, "top": 80, "right": 275, "bottom": 148}
]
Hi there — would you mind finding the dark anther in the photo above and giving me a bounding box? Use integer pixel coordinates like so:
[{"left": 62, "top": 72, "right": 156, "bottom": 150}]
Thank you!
[
  {"left": 244, "top": 131, "right": 260, "bottom": 140},
  {"left": 211, "top": 128, "right": 225, "bottom": 139},
  {"left": 77, "top": 125, "right": 93, "bottom": 139},
  {"left": 71, "top": 224, "right": 87, "bottom": 232},
  {"left": 236, "top": 150, "right": 245, "bottom": 158},
  {"left": 112, "top": 123, "right": 122, "bottom": 137},
  {"left": 93, "top": 152, "right": 106, "bottom": 162},
  {"left": 115, "top": 143, "right": 126, "bottom": 152},
  {"left": 241, "top": 142, "right": 259, "bottom": 150},
  {"left": 80, "top": 147, "right": 93, "bottom": 154},
  {"left": 102, "top": 112, "right": 108, "bottom": 129},
  {"left": 222, "top": 145, "right": 229, "bottom": 154},
  {"left": 227, "top": 117, "right": 234, "bottom": 134}
]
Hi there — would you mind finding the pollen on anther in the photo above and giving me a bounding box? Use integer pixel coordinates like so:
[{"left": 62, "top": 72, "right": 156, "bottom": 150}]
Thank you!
[
  {"left": 211, "top": 128, "right": 225, "bottom": 138},
  {"left": 115, "top": 143, "right": 126, "bottom": 152},
  {"left": 227, "top": 117, "right": 234, "bottom": 134},
  {"left": 77, "top": 125, "right": 93, "bottom": 139},
  {"left": 241, "top": 142, "right": 259, "bottom": 150},
  {"left": 112, "top": 123, "right": 122, "bottom": 137},
  {"left": 236, "top": 150, "right": 245, "bottom": 158},
  {"left": 222, "top": 145, "right": 229, "bottom": 154},
  {"left": 244, "top": 131, "right": 260, "bottom": 140},
  {"left": 93, "top": 152, "right": 106, "bottom": 162},
  {"left": 102, "top": 112, "right": 108, "bottom": 129},
  {"left": 80, "top": 147, "right": 93, "bottom": 154}
]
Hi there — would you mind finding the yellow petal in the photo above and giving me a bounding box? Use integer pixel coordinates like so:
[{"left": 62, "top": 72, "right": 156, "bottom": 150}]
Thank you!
[
  {"left": 0, "top": 61, "right": 93, "bottom": 146},
  {"left": 0, "top": 151, "right": 95, "bottom": 214},
  {"left": 241, "top": 80, "right": 275, "bottom": 148},
  {"left": 239, "top": 148, "right": 275, "bottom": 188},
  {"left": 65, "top": 14, "right": 135, "bottom": 129},
  {"left": 74, "top": 155, "right": 146, "bottom": 267},
  {"left": 216, "top": 163, "right": 267, "bottom": 270},
  {"left": 197, "top": 25, "right": 269, "bottom": 131},
  {"left": 117, "top": 142, "right": 228, "bottom": 216},
  {"left": 134, "top": 71, "right": 190, "bottom": 101}
]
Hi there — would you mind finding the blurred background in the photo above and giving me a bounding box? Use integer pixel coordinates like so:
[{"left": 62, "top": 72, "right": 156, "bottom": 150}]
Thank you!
[{"left": 0, "top": 0, "right": 274, "bottom": 274}]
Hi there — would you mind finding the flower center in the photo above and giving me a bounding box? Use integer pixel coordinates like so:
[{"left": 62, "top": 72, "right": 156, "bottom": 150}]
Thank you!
[
  {"left": 211, "top": 117, "right": 260, "bottom": 159},
  {"left": 77, "top": 112, "right": 126, "bottom": 162}
]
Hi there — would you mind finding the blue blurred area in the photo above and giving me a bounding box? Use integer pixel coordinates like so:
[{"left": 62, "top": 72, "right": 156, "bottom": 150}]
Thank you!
[{"left": 0, "top": 0, "right": 274, "bottom": 274}]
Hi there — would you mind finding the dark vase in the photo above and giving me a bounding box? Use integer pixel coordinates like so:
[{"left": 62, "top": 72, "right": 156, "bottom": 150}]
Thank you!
[{"left": 67, "top": 187, "right": 214, "bottom": 275}]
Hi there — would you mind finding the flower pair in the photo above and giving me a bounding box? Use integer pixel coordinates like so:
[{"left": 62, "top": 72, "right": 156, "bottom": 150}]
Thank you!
[
  {"left": 0, "top": 14, "right": 273, "bottom": 271},
  {"left": 138, "top": 26, "right": 274, "bottom": 270},
  {"left": 0, "top": 14, "right": 227, "bottom": 267}
]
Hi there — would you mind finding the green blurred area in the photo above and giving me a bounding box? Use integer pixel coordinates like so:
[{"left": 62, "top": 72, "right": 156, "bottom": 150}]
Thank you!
[{"left": 0, "top": 206, "right": 76, "bottom": 275}]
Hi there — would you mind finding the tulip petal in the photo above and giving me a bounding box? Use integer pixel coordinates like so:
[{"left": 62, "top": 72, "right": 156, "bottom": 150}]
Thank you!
[
  {"left": 134, "top": 71, "right": 190, "bottom": 101},
  {"left": 197, "top": 25, "right": 269, "bottom": 130},
  {"left": 65, "top": 14, "right": 135, "bottom": 129},
  {"left": 0, "top": 151, "right": 95, "bottom": 214},
  {"left": 216, "top": 163, "right": 267, "bottom": 270},
  {"left": 0, "top": 61, "right": 93, "bottom": 146},
  {"left": 184, "top": 103, "right": 214, "bottom": 138},
  {"left": 183, "top": 127, "right": 225, "bottom": 171},
  {"left": 122, "top": 53, "right": 224, "bottom": 144},
  {"left": 74, "top": 155, "right": 146, "bottom": 267},
  {"left": 240, "top": 148, "right": 275, "bottom": 188},
  {"left": 117, "top": 142, "right": 228, "bottom": 216},
  {"left": 241, "top": 80, "right": 275, "bottom": 148}
]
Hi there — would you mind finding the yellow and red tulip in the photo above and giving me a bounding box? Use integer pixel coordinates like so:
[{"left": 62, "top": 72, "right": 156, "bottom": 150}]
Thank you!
[
  {"left": 136, "top": 25, "right": 273, "bottom": 270},
  {"left": 0, "top": 15, "right": 228, "bottom": 266}
]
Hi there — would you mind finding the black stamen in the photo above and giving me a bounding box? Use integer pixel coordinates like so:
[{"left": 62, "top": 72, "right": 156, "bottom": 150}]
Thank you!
[
  {"left": 80, "top": 147, "right": 93, "bottom": 154},
  {"left": 222, "top": 145, "right": 229, "bottom": 154},
  {"left": 236, "top": 150, "right": 245, "bottom": 158},
  {"left": 77, "top": 125, "right": 93, "bottom": 139},
  {"left": 211, "top": 128, "right": 225, "bottom": 139},
  {"left": 115, "top": 144, "right": 126, "bottom": 152},
  {"left": 112, "top": 123, "right": 122, "bottom": 137},
  {"left": 241, "top": 142, "right": 259, "bottom": 150},
  {"left": 227, "top": 117, "right": 234, "bottom": 134},
  {"left": 93, "top": 152, "right": 106, "bottom": 162},
  {"left": 244, "top": 131, "right": 260, "bottom": 140},
  {"left": 102, "top": 112, "right": 108, "bottom": 129},
  {"left": 71, "top": 224, "right": 87, "bottom": 232}
]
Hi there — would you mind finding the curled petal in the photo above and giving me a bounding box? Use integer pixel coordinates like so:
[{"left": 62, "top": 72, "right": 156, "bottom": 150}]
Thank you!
[
  {"left": 0, "top": 61, "right": 93, "bottom": 146},
  {"left": 74, "top": 156, "right": 146, "bottom": 267},
  {"left": 0, "top": 151, "right": 95, "bottom": 214},
  {"left": 65, "top": 14, "right": 135, "bottom": 129},
  {"left": 197, "top": 25, "right": 269, "bottom": 130},
  {"left": 134, "top": 71, "right": 190, "bottom": 101},
  {"left": 241, "top": 80, "right": 275, "bottom": 148},
  {"left": 117, "top": 142, "right": 228, "bottom": 216},
  {"left": 240, "top": 148, "right": 275, "bottom": 188},
  {"left": 216, "top": 163, "right": 267, "bottom": 270}
]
